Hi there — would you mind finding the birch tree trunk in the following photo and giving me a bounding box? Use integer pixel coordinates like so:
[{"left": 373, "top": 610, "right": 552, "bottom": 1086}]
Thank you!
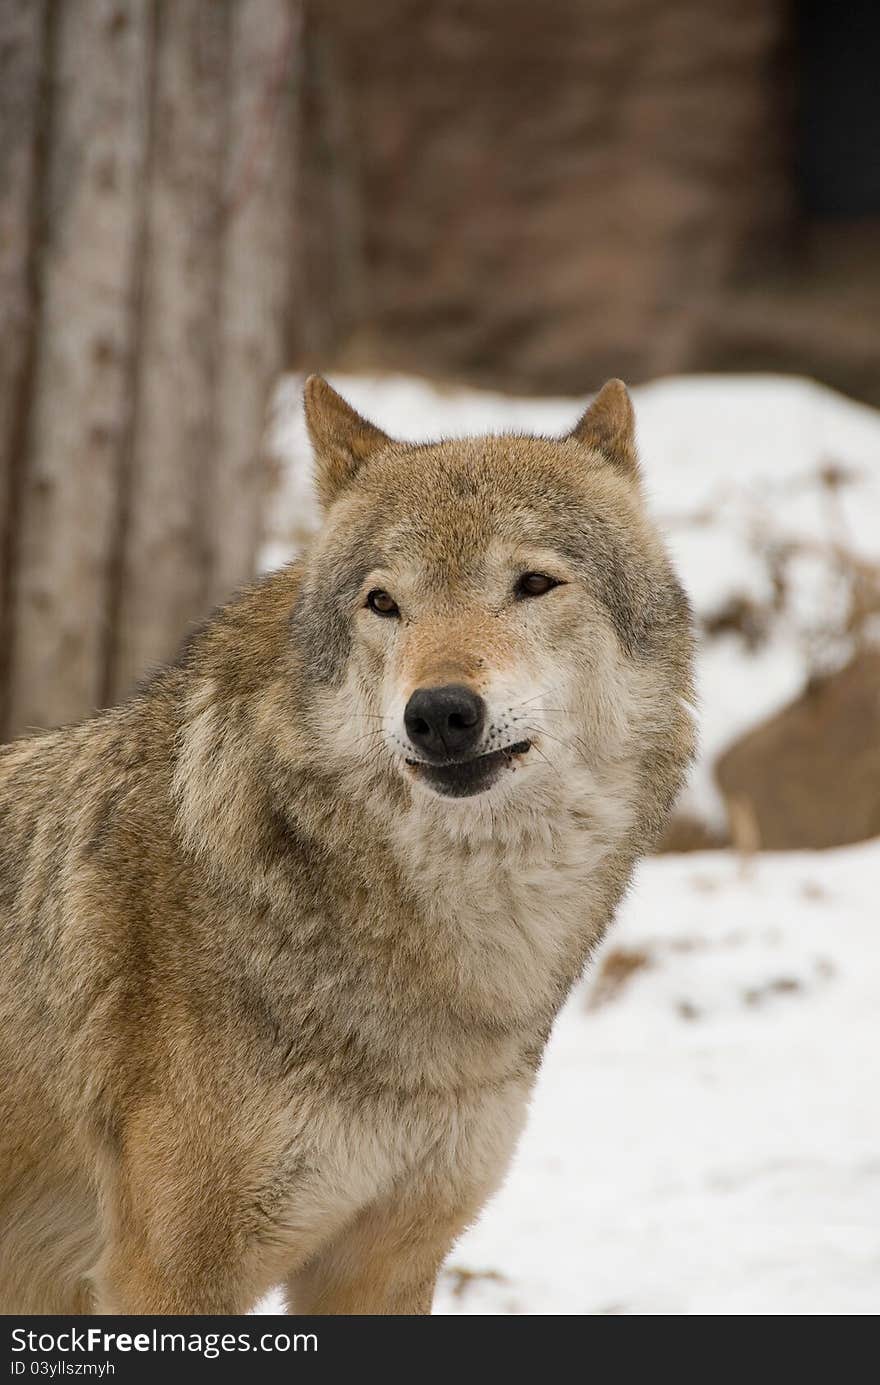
[
  {"left": 8, "top": 0, "right": 151, "bottom": 734},
  {"left": 0, "top": 0, "right": 51, "bottom": 735},
  {"left": 0, "top": 0, "right": 299, "bottom": 739}
]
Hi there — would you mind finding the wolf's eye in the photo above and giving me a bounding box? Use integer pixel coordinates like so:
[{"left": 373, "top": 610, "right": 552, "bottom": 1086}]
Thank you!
[
  {"left": 366, "top": 589, "right": 399, "bottom": 617},
  {"left": 516, "top": 572, "right": 561, "bottom": 599}
]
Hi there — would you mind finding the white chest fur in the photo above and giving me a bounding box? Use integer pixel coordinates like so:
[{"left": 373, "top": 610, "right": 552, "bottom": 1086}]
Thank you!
[
  {"left": 260, "top": 1073, "right": 531, "bottom": 1287},
  {"left": 394, "top": 766, "right": 632, "bottom": 1023}
]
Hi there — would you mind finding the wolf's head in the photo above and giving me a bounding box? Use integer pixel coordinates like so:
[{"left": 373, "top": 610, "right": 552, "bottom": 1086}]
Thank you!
[{"left": 293, "top": 378, "right": 694, "bottom": 836}]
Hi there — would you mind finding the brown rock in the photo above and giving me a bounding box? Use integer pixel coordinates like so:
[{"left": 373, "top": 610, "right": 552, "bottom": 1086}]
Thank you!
[
  {"left": 715, "top": 651, "right": 880, "bottom": 850},
  {"left": 656, "top": 813, "right": 729, "bottom": 854}
]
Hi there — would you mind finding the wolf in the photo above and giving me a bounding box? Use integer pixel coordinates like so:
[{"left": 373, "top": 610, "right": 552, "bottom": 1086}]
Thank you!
[{"left": 0, "top": 377, "right": 694, "bottom": 1314}]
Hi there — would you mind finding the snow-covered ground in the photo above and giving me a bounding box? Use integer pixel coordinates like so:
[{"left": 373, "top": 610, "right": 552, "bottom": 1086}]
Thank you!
[
  {"left": 431, "top": 843, "right": 880, "bottom": 1316},
  {"left": 258, "top": 373, "right": 880, "bottom": 1315}
]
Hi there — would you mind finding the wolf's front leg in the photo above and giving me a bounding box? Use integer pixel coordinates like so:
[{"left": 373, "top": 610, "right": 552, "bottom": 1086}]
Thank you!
[
  {"left": 285, "top": 1182, "right": 489, "bottom": 1316},
  {"left": 94, "top": 1249, "right": 251, "bottom": 1315},
  {"left": 91, "top": 1106, "right": 259, "bottom": 1315},
  {"left": 93, "top": 1196, "right": 256, "bottom": 1314}
]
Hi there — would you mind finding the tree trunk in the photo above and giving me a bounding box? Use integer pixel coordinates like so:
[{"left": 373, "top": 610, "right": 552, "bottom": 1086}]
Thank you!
[
  {"left": 0, "top": 0, "right": 299, "bottom": 740},
  {"left": 106, "top": 0, "right": 231, "bottom": 701},
  {"left": 0, "top": 0, "right": 51, "bottom": 736},
  {"left": 8, "top": 0, "right": 151, "bottom": 735},
  {"left": 207, "top": 0, "right": 300, "bottom": 608}
]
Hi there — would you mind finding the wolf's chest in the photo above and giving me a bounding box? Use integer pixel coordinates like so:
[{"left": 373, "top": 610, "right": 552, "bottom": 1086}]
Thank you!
[
  {"left": 261, "top": 1074, "right": 529, "bottom": 1280},
  {"left": 396, "top": 808, "right": 611, "bottom": 1025}
]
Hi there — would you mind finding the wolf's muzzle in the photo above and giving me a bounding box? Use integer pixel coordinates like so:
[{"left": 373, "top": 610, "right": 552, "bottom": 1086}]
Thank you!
[{"left": 403, "top": 684, "right": 486, "bottom": 762}]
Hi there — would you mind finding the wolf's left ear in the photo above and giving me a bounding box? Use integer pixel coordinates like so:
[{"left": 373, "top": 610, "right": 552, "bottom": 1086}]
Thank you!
[
  {"left": 303, "top": 376, "right": 393, "bottom": 508},
  {"left": 569, "top": 379, "right": 638, "bottom": 481}
]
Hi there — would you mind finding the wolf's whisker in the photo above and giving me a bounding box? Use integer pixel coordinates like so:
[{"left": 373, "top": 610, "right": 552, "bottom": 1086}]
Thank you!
[
  {"left": 510, "top": 693, "right": 573, "bottom": 715},
  {"left": 349, "top": 729, "right": 386, "bottom": 749},
  {"left": 528, "top": 742, "right": 565, "bottom": 785},
  {"left": 517, "top": 707, "right": 571, "bottom": 716},
  {"left": 519, "top": 725, "right": 577, "bottom": 780},
  {"left": 515, "top": 690, "right": 560, "bottom": 707},
  {"left": 522, "top": 724, "right": 568, "bottom": 751},
  {"left": 529, "top": 724, "right": 593, "bottom": 765},
  {"left": 361, "top": 743, "right": 391, "bottom": 775}
]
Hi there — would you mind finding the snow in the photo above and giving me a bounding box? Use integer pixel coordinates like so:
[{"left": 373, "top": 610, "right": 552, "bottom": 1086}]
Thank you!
[
  {"left": 258, "top": 372, "right": 880, "bottom": 1315},
  {"left": 431, "top": 844, "right": 880, "bottom": 1315}
]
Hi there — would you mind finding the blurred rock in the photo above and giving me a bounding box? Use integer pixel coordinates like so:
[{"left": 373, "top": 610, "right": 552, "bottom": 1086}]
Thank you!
[
  {"left": 656, "top": 814, "right": 729, "bottom": 854},
  {"left": 715, "top": 650, "right": 880, "bottom": 850}
]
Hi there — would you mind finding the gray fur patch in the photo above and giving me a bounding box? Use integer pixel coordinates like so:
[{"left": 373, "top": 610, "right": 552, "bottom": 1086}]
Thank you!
[
  {"left": 536, "top": 509, "right": 686, "bottom": 658},
  {"left": 292, "top": 533, "right": 381, "bottom": 686}
]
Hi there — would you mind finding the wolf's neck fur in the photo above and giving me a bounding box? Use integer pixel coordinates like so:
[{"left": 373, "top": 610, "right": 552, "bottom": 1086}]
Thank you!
[
  {"left": 391, "top": 766, "right": 635, "bottom": 1016},
  {"left": 172, "top": 667, "right": 636, "bottom": 1032}
]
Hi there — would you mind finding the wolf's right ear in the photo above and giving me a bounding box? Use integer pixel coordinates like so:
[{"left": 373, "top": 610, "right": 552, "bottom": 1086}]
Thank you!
[
  {"left": 569, "top": 379, "right": 639, "bottom": 481},
  {"left": 303, "top": 376, "right": 393, "bottom": 508}
]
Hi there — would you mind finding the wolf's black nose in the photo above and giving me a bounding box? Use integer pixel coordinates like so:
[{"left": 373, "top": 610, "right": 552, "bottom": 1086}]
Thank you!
[{"left": 404, "top": 684, "right": 486, "bottom": 761}]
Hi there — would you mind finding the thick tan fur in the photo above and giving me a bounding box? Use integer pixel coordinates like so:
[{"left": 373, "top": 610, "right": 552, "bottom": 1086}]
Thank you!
[{"left": 0, "top": 379, "right": 695, "bottom": 1314}]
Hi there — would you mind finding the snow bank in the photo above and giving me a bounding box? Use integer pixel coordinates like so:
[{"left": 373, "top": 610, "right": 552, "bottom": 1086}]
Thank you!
[{"left": 430, "top": 842, "right": 880, "bottom": 1315}]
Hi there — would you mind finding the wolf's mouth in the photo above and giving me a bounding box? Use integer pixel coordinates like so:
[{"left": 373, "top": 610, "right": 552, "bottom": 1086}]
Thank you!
[{"left": 405, "top": 740, "right": 532, "bottom": 798}]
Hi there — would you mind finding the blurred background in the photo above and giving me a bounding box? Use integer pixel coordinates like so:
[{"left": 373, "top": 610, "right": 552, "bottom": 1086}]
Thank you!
[{"left": 2, "top": 0, "right": 879, "bottom": 1314}]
